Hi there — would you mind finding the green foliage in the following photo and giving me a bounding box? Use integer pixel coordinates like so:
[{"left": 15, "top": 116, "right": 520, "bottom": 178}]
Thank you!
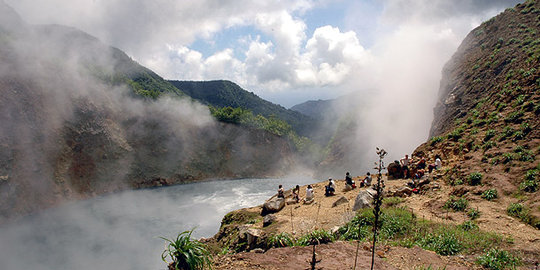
[
  {"left": 467, "top": 172, "right": 483, "bottom": 186},
  {"left": 296, "top": 229, "right": 335, "bottom": 246},
  {"left": 484, "top": 130, "right": 496, "bottom": 142},
  {"left": 468, "top": 208, "right": 481, "bottom": 220},
  {"left": 513, "top": 146, "right": 534, "bottom": 162},
  {"left": 482, "top": 189, "right": 498, "bottom": 201},
  {"left": 459, "top": 221, "right": 479, "bottom": 231},
  {"left": 383, "top": 197, "right": 403, "bottom": 207},
  {"left": 447, "top": 127, "right": 465, "bottom": 141},
  {"left": 418, "top": 231, "right": 463, "bottom": 256},
  {"left": 504, "top": 110, "right": 524, "bottom": 123},
  {"left": 476, "top": 248, "right": 521, "bottom": 270},
  {"left": 449, "top": 178, "right": 464, "bottom": 186},
  {"left": 430, "top": 136, "right": 444, "bottom": 146},
  {"left": 519, "top": 169, "right": 538, "bottom": 192},
  {"left": 170, "top": 80, "right": 315, "bottom": 137},
  {"left": 482, "top": 141, "right": 496, "bottom": 151},
  {"left": 267, "top": 232, "right": 295, "bottom": 248},
  {"left": 507, "top": 203, "right": 529, "bottom": 222},
  {"left": 339, "top": 209, "right": 504, "bottom": 256},
  {"left": 444, "top": 196, "right": 468, "bottom": 211},
  {"left": 161, "top": 230, "right": 213, "bottom": 270},
  {"left": 501, "top": 153, "right": 515, "bottom": 164},
  {"left": 498, "top": 127, "right": 514, "bottom": 141}
]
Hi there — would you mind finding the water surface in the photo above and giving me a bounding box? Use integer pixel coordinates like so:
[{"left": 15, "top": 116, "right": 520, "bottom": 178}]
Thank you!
[{"left": 0, "top": 176, "right": 315, "bottom": 270}]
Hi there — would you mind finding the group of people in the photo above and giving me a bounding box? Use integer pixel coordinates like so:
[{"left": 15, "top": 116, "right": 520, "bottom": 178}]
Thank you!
[
  {"left": 276, "top": 170, "right": 374, "bottom": 205},
  {"left": 389, "top": 154, "right": 442, "bottom": 179}
]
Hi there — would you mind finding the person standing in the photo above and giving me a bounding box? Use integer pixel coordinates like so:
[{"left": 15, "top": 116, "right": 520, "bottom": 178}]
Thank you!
[{"left": 400, "top": 154, "right": 411, "bottom": 178}]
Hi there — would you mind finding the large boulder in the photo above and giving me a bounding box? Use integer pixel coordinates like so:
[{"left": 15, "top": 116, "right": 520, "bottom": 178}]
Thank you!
[
  {"left": 353, "top": 188, "right": 377, "bottom": 211},
  {"left": 387, "top": 161, "right": 402, "bottom": 179},
  {"left": 262, "top": 197, "right": 285, "bottom": 215}
]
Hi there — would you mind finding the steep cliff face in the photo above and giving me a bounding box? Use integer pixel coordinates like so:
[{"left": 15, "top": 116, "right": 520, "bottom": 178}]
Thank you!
[
  {"left": 430, "top": 0, "right": 539, "bottom": 137},
  {"left": 0, "top": 3, "right": 297, "bottom": 220},
  {"left": 415, "top": 0, "right": 539, "bottom": 228}
]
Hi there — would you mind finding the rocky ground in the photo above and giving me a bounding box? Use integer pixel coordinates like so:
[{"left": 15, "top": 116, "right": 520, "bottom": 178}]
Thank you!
[{"left": 211, "top": 171, "right": 540, "bottom": 270}]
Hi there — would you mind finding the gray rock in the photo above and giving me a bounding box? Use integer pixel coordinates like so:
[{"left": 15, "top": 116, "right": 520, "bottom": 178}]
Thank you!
[
  {"left": 251, "top": 248, "right": 265, "bottom": 253},
  {"left": 246, "top": 228, "right": 261, "bottom": 249},
  {"left": 262, "top": 197, "right": 285, "bottom": 215},
  {"left": 393, "top": 186, "right": 413, "bottom": 197},
  {"left": 353, "top": 189, "right": 375, "bottom": 211},
  {"left": 332, "top": 196, "right": 348, "bottom": 207},
  {"left": 263, "top": 214, "right": 277, "bottom": 227}
]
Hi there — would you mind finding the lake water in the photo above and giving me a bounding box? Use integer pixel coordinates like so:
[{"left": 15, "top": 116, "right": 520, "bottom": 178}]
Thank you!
[{"left": 0, "top": 176, "right": 315, "bottom": 270}]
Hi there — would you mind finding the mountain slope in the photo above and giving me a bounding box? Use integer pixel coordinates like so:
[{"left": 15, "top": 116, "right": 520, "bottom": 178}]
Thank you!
[
  {"left": 169, "top": 80, "right": 317, "bottom": 137},
  {"left": 414, "top": 0, "right": 539, "bottom": 228},
  {"left": 0, "top": 3, "right": 298, "bottom": 220}
]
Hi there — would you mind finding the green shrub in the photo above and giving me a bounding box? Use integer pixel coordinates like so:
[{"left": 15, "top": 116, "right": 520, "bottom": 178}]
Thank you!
[
  {"left": 430, "top": 136, "right": 444, "bottom": 146},
  {"left": 498, "top": 127, "right": 514, "bottom": 141},
  {"left": 449, "top": 178, "right": 464, "bottom": 186},
  {"left": 459, "top": 221, "right": 479, "bottom": 231},
  {"left": 476, "top": 248, "right": 521, "bottom": 270},
  {"left": 513, "top": 146, "right": 534, "bottom": 162},
  {"left": 296, "top": 229, "right": 334, "bottom": 246},
  {"left": 444, "top": 196, "right": 468, "bottom": 212},
  {"left": 447, "top": 127, "right": 465, "bottom": 141},
  {"left": 507, "top": 203, "right": 528, "bottom": 221},
  {"left": 161, "top": 230, "right": 213, "bottom": 270},
  {"left": 267, "top": 232, "right": 295, "bottom": 248},
  {"left": 504, "top": 110, "right": 524, "bottom": 123},
  {"left": 383, "top": 197, "right": 403, "bottom": 207},
  {"left": 501, "top": 153, "right": 515, "bottom": 164},
  {"left": 418, "top": 231, "right": 463, "bottom": 256},
  {"left": 482, "top": 189, "right": 498, "bottom": 201},
  {"left": 467, "top": 172, "right": 483, "bottom": 185},
  {"left": 484, "top": 130, "right": 496, "bottom": 141},
  {"left": 483, "top": 141, "right": 496, "bottom": 150},
  {"left": 468, "top": 208, "right": 481, "bottom": 220},
  {"left": 520, "top": 170, "right": 538, "bottom": 192}
]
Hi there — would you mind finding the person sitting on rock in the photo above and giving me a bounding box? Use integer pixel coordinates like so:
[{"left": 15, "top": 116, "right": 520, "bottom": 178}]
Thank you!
[
  {"left": 325, "top": 179, "right": 335, "bottom": 196},
  {"left": 277, "top": 184, "right": 285, "bottom": 199},
  {"left": 304, "top": 185, "right": 314, "bottom": 204},
  {"left": 416, "top": 157, "right": 426, "bottom": 170},
  {"left": 292, "top": 185, "right": 300, "bottom": 202},
  {"left": 361, "top": 172, "right": 372, "bottom": 187}
]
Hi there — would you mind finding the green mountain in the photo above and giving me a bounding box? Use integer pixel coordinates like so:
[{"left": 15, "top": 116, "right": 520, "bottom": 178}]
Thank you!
[
  {"left": 414, "top": 0, "right": 539, "bottom": 228},
  {"left": 0, "top": 2, "right": 299, "bottom": 220},
  {"left": 169, "top": 80, "right": 317, "bottom": 137}
]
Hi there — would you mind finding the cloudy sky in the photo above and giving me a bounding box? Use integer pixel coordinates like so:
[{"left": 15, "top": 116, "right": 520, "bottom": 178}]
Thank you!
[{"left": 5, "top": 0, "right": 521, "bottom": 107}]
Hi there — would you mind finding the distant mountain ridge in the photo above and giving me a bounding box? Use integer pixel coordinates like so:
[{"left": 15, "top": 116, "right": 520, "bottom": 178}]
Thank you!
[{"left": 169, "top": 80, "right": 317, "bottom": 137}]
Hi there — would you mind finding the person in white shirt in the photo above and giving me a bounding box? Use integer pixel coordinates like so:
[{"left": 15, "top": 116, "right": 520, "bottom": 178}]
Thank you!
[
  {"left": 400, "top": 154, "right": 411, "bottom": 178},
  {"left": 304, "top": 185, "right": 314, "bottom": 204}
]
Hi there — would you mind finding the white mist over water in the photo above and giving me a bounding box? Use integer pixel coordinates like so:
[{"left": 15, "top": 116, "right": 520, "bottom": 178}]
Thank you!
[{"left": 0, "top": 177, "right": 314, "bottom": 270}]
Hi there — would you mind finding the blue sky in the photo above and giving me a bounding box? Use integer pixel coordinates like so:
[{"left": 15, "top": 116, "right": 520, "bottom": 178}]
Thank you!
[{"left": 5, "top": 0, "right": 521, "bottom": 107}]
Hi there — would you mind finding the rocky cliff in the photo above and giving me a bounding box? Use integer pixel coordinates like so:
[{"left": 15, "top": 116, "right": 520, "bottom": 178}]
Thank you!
[{"left": 415, "top": 0, "right": 539, "bottom": 227}]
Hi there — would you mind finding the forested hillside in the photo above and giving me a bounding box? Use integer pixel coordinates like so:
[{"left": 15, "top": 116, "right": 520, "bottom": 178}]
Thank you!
[{"left": 169, "top": 80, "right": 317, "bottom": 137}]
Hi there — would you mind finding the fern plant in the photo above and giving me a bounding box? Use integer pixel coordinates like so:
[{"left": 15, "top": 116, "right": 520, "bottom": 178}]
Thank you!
[{"left": 161, "top": 230, "right": 213, "bottom": 270}]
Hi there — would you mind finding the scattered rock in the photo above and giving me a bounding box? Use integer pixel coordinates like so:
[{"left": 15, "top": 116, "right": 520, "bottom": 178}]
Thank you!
[
  {"left": 286, "top": 198, "right": 298, "bottom": 205},
  {"left": 262, "top": 197, "right": 285, "bottom": 215},
  {"left": 353, "top": 188, "right": 376, "bottom": 211},
  {"left": 393, "top": 186, "right": 413, "bottom": 197},
  {"left": 263, "top": 214, "right": 277, "bottom": 227},
  {"left": 332, "top": 196, "right": 348, "bottom": 207}
]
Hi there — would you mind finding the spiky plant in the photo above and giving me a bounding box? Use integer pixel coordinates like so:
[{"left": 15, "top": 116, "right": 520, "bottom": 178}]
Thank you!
[{"left": 161, "top": 230, "right": 213, "bottom": 270}]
